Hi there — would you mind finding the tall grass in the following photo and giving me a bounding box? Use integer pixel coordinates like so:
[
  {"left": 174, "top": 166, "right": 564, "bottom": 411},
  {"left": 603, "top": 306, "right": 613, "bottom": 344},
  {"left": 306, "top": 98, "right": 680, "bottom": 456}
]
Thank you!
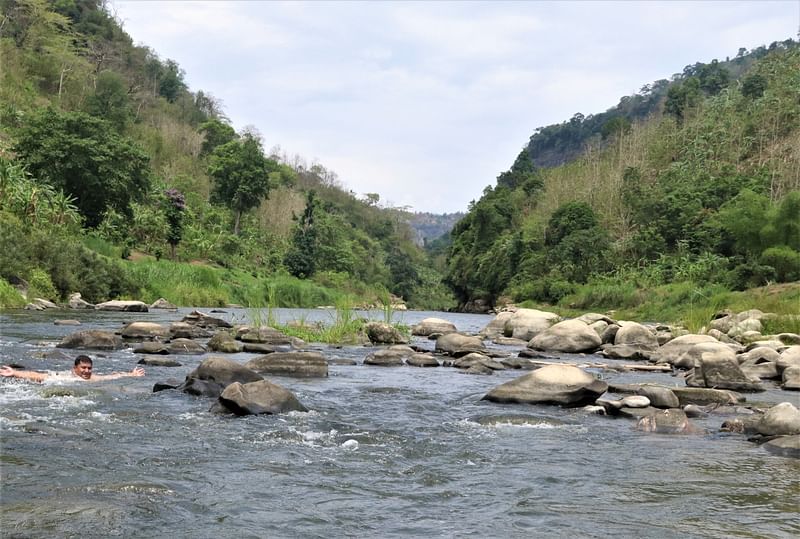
[{"left": 0, "top": 277, "right": 25, "bottom": 308}]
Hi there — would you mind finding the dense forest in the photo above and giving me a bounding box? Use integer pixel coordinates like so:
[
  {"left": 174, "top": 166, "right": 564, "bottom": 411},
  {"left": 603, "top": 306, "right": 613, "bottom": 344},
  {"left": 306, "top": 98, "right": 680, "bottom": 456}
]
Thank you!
[
  {"left": 0, "top": 0, "right": 453, "bottom": 309},
  {"left": 446, "top": 39, "right": 800, "bottom": 312}
]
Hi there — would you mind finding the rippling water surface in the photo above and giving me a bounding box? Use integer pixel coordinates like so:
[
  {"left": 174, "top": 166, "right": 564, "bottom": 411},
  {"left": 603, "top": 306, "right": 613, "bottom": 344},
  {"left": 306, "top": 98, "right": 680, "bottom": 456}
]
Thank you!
[{"left": 1, "top": 308, "right": 798, "bottom": 538}]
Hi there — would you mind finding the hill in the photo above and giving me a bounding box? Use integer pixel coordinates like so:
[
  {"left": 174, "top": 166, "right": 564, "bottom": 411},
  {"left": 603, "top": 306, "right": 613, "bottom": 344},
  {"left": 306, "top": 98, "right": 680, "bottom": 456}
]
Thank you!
[
  {"left": 0, "top": 0, "right": 454, "bottom": 309},
  {"left": 445, "top": 40, "right": 800, "bottom": 313}
]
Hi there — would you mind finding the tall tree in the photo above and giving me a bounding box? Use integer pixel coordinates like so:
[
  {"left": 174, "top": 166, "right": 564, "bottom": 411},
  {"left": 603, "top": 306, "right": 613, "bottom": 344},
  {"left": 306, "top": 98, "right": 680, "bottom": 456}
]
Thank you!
[
  {"left": 207, "top": 132, "right": 276, "bottom": 234},
  {"left": 13, "top": 108, "right": 151, "bottom": 227}
]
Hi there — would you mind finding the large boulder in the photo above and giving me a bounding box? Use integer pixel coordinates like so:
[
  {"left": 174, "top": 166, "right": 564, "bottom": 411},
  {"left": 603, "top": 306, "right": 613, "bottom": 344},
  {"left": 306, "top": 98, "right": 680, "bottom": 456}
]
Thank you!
[
  {"left": 435, "top": 333, "right": 487, "bottom": 357},
  {"left": 503, "top": 308, "right": 561, "bottom": 341},
  {"left": 528, "top": 319, "right": 602, "bottom": 354},
  {"left": 479, "top": 311, "right": 514, "bottom": 339},
  {"left": 120, "top": 322, "right": 169, "bottom": 339},
  {"left": 57, "top": 329, "right": 124, "bottom": 350},
  {"left": 777, "top": 346, "right": 800, "bottom": 373},
  {"left": 673, "top": 341, "right": 737, "bottom": 370},
  {"left": 180, "top": 356, "right": 263, "bottom": 397},
  {"left": 756, "top": 402, "right": 800, "bottom": 436},
  {"left": 783, "top": 365, "right": 800, "bottom": 391},
  {"left": 365, "top": 322, "right": 408, "bottom": 345},
  {"left": 686, "top": 347, "right": 764, "bottom": 392},
  {"left": 95, "top": 300, "right": 148, "bottom": 312},
  {"left": 245, "top": 352, "right": 328, "bottom": 378},
  {"left": 614, "top": 321, "right": 659, "bottom": 349},
  {"left": 651, "top": 334, "right": 717, "bottom": 366},
  {"left": 482, "top": 364, "right": 608, "bottom": 407},
  {"left": 411, "top": 318, "right": 457, "bottom": 336},
  {"left": 217, "top": 380, "right": 308, "bottom": 415}
]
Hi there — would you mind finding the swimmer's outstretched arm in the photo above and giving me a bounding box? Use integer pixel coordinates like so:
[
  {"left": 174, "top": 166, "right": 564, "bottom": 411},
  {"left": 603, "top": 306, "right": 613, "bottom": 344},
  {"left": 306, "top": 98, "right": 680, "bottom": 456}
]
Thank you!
[
  {"left": 0, "top": 365, "right": 48, "bottom": 383},
  {"left": 91, "top": 367, "right": 145, "bottom": 380}
]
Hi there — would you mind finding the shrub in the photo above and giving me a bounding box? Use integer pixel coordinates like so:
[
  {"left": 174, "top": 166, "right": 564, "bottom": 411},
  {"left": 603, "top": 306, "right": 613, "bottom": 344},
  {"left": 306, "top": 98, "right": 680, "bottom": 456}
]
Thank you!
[
  {"left": 27, "top": 268, "right": 59, "bottom": 301},
  {"left": 760, "top": 246, "right": 800, "bottom": 282}
]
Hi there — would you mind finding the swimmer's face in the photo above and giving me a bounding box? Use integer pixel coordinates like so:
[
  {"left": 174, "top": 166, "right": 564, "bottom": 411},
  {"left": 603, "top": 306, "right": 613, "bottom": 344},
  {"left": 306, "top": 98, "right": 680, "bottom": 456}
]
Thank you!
[{"left": 73, "top": 361, "right": 93, "bottom": 379}]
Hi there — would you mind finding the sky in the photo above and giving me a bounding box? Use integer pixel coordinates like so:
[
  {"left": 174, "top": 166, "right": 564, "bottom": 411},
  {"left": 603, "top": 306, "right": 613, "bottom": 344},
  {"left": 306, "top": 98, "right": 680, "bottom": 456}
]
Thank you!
[{"left": 110, "top": 1, "right": 798, "bottom": 214}]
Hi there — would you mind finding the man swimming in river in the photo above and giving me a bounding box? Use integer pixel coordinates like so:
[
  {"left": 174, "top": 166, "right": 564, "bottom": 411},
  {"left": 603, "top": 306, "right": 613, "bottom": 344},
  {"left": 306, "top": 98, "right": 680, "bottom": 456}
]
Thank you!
[{"left": 0, "top": 355, "right": 144, "bottom": 382}]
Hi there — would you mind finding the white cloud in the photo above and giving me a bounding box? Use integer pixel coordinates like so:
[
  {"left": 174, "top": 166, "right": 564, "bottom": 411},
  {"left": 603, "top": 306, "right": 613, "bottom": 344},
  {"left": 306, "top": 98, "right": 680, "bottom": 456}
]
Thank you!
[{"left": 111, "top": 0, "right": 798, "bottom": 213}]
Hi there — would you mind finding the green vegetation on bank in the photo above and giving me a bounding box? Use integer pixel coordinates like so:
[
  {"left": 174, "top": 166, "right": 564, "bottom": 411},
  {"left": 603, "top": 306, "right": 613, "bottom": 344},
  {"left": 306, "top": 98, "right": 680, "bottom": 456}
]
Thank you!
[
  {"left": 445, "top": 41, "right": 800, "bottom": 317},
  {"left": 0, "top": 0, "right": 454, "bottom": 311}
]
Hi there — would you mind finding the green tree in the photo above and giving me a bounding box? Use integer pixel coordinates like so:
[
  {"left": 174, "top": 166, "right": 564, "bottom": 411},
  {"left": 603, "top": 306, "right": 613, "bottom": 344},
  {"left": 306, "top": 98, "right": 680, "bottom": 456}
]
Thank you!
[
  {"left": 284, "top": 190, "right": 319, "bottom": 278},
  {"left": 163, "top": 188, "right": 186, "bottom": 259},
  {"left": 199, "top": 118, "right": 237, "bottom": 156},
  {"left": 13, "top": 108, "right": 151, "bottom": 227},
  {"left": 207, "top": 133, "right": 276, "bottom": 235},
  {"left": 84, "top": 70, "right": 131, "bottom": 131},
  {"left": 664, "top": 77, "right": 702, "bottom": 123},
  {"left": 740, "top": 73, "right": 768, "bottom": 99}
]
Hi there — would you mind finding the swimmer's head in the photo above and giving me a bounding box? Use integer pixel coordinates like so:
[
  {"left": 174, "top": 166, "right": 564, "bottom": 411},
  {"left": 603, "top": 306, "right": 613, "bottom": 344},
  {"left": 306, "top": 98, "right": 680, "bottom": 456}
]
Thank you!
[{"left": 73, "top": 355, "right": 93, "bottom": 380}]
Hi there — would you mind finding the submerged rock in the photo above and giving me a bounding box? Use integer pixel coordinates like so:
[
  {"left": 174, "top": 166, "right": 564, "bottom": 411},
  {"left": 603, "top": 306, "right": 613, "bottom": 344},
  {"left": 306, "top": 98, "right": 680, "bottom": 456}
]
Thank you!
[
  {"left": 761, "top": 435, "right": 800, "bottom": 458},
  {"left": 636, "top": 409, "right": 703, "bottom": 434}
]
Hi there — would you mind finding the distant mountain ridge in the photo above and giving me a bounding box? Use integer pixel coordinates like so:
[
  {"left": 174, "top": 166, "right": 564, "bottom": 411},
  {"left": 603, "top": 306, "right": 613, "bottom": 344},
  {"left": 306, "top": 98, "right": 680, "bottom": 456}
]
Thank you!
[{"left": 405, "top": 211, "right": 464, "bottom": 246}]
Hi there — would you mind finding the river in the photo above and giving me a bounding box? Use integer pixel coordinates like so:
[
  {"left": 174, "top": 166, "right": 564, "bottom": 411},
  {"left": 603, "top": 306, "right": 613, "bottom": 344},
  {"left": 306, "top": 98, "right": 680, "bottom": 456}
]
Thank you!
[{"left": 1, "top": 307, "right": 797, "bottom": 538}]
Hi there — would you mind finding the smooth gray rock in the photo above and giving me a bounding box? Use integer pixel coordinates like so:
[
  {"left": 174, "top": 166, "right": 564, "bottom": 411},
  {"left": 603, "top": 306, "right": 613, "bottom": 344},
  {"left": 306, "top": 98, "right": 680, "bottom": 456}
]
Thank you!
[
  {"left": 614, "top": 321, "right": 659, "bottom": 349},
  {"left": 137, "top": 356, "right": 182, "bottom": 367},
  {"left": 783, "top": 365, "right": 800, "bottom": 390},
  {"left": 412, "top": 318, "right": 457, "bottom": 336},
  {"left": 120, "top": 322, "right": 169, "bottom": 339},
  {"left": 180, "top": 356, "right": 262, "bottom": 398},
  {"left": 182, "top": 310, "right": 232, "bottom": 328},
  {"left": 503, "top": 308, "right": 560, "bottom": 340},
  {"left": 149, "top": 297, "right": 177, "bottom": 310},
  {"left": 363, "top": 348, "right": 409, "bottom": 366},
  {"left": 650, "top": 334, "right": 717, "bottom": 366},
  {"left": 757, "top": 402, "right": 800, "bottom": 436},
  {"left": 528, "top": 319, "right": 601, "bottom": 354},
  {"left": 217, "top": 380, "right": 308, "bottom": 415},
  {"left": 482, "top": 364, "right": 608, "bottom": 407},
  {"left": 635, "top": 386, "right": 680, "bottom": 409},
  {"left": 687, "top": 352, "right": 764, "bottom": 392},
  {"left": 167, "top": 338, "right": 206, "bottom": 355},
  {"left": 95, "top": 300, "right": 148, "bottom": 312},
  {"left": 406, "top": 353, "right": 440, "bottom": 367},
  {"left": 245, "top": 352, "right": 328, "bottom": 377},
  {"left": 435, "top": 333, "right": 487, "bottom": 357},
  {"left": 57, "top": 330, "right": 124, "bottom": 350}
]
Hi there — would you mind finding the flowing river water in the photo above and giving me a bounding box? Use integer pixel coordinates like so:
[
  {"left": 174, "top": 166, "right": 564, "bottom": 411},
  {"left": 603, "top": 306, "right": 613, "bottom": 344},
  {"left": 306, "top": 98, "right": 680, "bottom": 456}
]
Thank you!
[{"left": 1, "top": 307, "right": 798, "bottom": 538}]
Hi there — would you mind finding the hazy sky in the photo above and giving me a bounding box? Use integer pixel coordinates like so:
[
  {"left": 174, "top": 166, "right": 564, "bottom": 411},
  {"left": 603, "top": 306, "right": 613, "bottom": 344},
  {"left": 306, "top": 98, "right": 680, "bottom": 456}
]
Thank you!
[{"left": 110, "top": 1, "right": 798, "bottom": 214}]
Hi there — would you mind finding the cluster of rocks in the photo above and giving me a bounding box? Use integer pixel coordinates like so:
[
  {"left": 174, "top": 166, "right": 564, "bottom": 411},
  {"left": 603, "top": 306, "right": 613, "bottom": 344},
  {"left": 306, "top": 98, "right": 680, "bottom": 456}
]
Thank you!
[
  {"left": 26, "top": 293, "right": 177, "bottom": 312},
  {"left": 46, "top": 305, "right": 800, "bottom": 456}
]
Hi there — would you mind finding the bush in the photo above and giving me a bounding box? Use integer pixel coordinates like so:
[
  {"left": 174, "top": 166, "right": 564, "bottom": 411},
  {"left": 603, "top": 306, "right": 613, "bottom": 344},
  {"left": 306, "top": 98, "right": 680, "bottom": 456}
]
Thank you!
[
  {"left": 27, "top": 268, "right": 59, "bottom": 301},
  {"left": 760, "top": 246, "right": 800, "bottom": 282},
  {"left": 0, "top": 277, "right": 25, "bottom": 309}
]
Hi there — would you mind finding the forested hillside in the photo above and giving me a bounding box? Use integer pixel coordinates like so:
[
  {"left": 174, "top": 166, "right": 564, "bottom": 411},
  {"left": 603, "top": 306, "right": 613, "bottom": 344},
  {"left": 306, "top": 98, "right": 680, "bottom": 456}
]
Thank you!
[
  {"left": 446, "top": 41, "right": 800, "bottom": 312},
  {"left": 0, "top": 0, "right": 454, "bottom": 309}
]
